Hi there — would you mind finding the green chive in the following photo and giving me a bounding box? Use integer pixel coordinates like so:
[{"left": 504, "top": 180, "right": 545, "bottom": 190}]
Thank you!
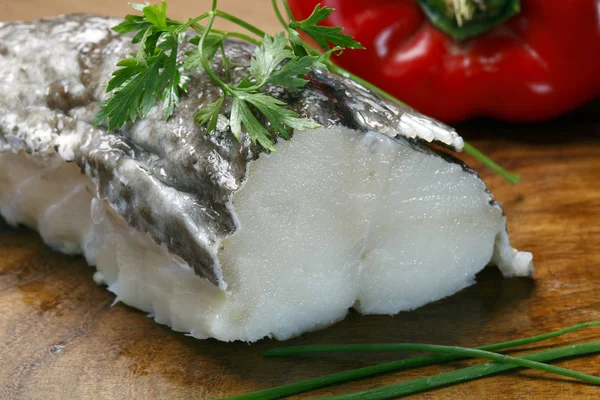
[
  {"left": 219, "top": 322, "right": 600, "bottom": 400},
  {"left": 322, "top": 342, "right": 600, "bottom": 399},
  {"left": 463, "top": 142, "right": 521, "bottom": 184}
]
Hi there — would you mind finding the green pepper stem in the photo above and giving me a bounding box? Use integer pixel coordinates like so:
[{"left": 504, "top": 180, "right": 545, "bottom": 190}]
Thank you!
[
  {"left": 417, "top": 0, "right": 521, "bottom": 41},
  {"left": 447, "top": 0, "right": 477, "bottom": 26}
]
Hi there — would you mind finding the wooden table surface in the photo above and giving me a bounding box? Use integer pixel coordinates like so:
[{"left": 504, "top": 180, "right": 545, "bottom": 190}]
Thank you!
[{"left": 2, "top": 1, "right": 600, "bottom": 399}]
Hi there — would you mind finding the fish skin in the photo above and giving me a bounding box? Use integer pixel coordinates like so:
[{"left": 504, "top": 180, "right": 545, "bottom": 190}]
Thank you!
[{"left": 1, "top": 15, "right": 470, "bottom": 288}]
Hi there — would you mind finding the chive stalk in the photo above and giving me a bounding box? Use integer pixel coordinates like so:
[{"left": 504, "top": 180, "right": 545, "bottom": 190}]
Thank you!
[
  {"left": 323, "top": 342, "right": 600, "bottom": 400},
  {"left": 220, "top": 322, "right": 600, "bottom": 400}
]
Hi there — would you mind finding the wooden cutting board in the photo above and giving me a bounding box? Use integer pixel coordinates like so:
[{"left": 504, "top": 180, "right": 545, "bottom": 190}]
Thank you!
[{"left": 2, "top": 1, "right": 600, "bottom": 399}]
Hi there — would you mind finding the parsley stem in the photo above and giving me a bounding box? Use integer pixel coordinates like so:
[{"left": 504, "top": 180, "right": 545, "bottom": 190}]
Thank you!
[
  {"left": 220, "top": 42, "right": 231, "bottom": 82},
  {"left": 281, "top": 0, "right": 295, "bottom": 22},
  {"left": 327, "top": 62, "right": 408, "bottom": 106},
  {"left": 212, "top": 29, "right": 261, "bottom": 46},
  {"left": 179, "top": 19, "right": 261, "bottom": 46},
  {"left": 214, "top": 10, "right": 267, "bottom": 39},
  {"left": 272, "top": 0, "right": 290, "bottom": 29},
  {"left": 175, "top": 12, "right": 210, "bottom": 33},
  {"left": 323, "top": 342, "right": 600, "bottom": 400},
  {"left": 221, "top": 322, "right": 600, "bottom": 400},
  {"left": 198, "top": 2, "right": 230, "bottom": 94},
  {"left": 226, "top": 32, "right": 260, "bottom": 45}
]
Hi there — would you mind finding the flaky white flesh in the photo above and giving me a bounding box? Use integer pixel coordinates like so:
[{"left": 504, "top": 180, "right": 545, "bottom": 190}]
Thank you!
[{"left": 0, "top": 127, "right": 532, "bottom": 342}]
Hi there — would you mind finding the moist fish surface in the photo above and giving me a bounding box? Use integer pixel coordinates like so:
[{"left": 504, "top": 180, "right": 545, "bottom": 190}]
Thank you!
[{"left": 0, "top": 15, "right": 533, "bottom": 341}]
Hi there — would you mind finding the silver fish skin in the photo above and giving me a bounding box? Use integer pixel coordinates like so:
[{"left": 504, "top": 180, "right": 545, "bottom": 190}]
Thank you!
[{"left": 0, "top": 14, "right": 472, "bottom": 289}]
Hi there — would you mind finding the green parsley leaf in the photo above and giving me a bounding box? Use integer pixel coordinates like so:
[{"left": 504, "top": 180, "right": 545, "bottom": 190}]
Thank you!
[
  {"left": 249, "top": 33, "right": 293, "bottom": 85},
  {"left": 157, "top": 51, "right": 181, "bottom": 120},
  {"left": 246, "top": 93, "right": 321, "bottom": 135},
  {"left": 287, "top": 28, "right": 309, "bottom": 57},
  {"left": 99, "top": 2, "right": 188, "bottom": 129},
  {"left": 105, "top": 58, "right": 144, "bottom": 92},
  {"left": 267, "top": 55, "right": 321, "bottom": 91},
  {"left": 184, "top": 35, "right": 225, "bottom": 72},
  {"left": 112, "top": 15, "right": 151, "bottom": 36},
  {"left": 162, "top": 85, "right": 185, "bottom": 123},
  {"left": 100, "top": 1, "right": 359, "bottom": 153},
  {"left": 194, "top": 95, "right": 225, "bottom": 133},
  {"left": 142, "top": 1, "right": 169, "bottom": 32},
  {"left": 292, "top": 4, "right": 364, "bottom": 51},
  {"left": 136, "top": 29, "right": 161, "bottom": 63},
  {"left": 157, "top": 32, "right": 178, "bottom": 50},
  {"left": 97, "top": 54, "right": 163, "bottom": 130},
  {"left": 220, "top": 41, "right": 231, "bottom": 82},
  {"left": 229, "top": 95, "right": 243, "bottom": 140},
  {"left": 93, "top": 100, "right": 109, "bottom": 127},
  {"left": 129, "top": 3, "right": 150, "bottom": 12},
  {"left": 182, "top": 51, "right": 204, "bottom": 73},
  {"left": 236, "top": 74, "right": 255, "bottom": 89},
  {"left": 132, "top": 25, "right": 152, "bottom": 44},
  {"left": 231, "top": 96, "right": 276, "bottom": 152},
  {"left": 236, "top": 91, "right": 321, "bottom": 141}
]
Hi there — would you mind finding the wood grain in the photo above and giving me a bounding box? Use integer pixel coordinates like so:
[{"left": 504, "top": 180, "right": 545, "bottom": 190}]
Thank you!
[{"left": 2, "top": 1, "right": 600, "bottom": 399}]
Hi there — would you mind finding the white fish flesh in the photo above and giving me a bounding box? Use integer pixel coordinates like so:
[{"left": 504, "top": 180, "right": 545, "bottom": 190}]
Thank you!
[{"left": 0, "top": 15, "right": 533, "bottom": 341}]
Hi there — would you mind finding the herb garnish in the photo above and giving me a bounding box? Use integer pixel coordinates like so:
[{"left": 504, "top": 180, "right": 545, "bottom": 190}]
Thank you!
[
  {"left": 97, "top": 0, "right": 519, "bottom": 180},
  {"left": 223, "top": 321, "right": 600, "bottom": 399},
  {"left": 95, "top": 0, "right": 360, "bottom": 152}
]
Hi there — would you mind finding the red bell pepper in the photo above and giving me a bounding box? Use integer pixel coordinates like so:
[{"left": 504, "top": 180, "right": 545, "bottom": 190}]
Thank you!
[{"left": 288, "top": 0, "right": 600, "bottom": 124}]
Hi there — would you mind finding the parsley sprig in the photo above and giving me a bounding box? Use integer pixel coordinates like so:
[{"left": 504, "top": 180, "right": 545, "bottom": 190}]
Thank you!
[
  {"left": 96, "top": 0, "right": 361, "bottom": 152},
  {"left": 95, "top": 2, "right": 188, "bottom": 129},
  {"left": 96, "top": 0, "right": 519, "bottom": 183}
]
